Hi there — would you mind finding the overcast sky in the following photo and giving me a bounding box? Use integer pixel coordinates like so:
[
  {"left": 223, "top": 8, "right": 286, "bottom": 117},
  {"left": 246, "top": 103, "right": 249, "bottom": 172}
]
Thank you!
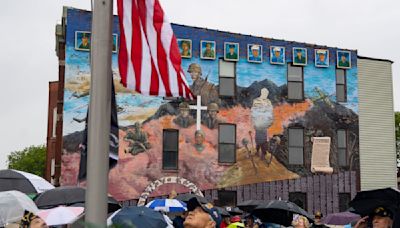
[{"left": 0, "top": 0, "right": 399, "bottom": 169}]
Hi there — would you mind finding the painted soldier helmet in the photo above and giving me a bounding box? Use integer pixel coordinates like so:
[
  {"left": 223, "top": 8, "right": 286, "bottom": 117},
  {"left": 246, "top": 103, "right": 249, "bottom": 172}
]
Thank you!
[
  {"left": 134, "top": 122, "right": 142, "bottom": 128},
  {"left": 187, "top": 63, "right": 202, "bottom": 75},
  {"left": 251, "top": 45, "right": 260, "bottom": 51},
  {"left": 179, "top": 102, "right": 190, "bottom": 110},
  {"left": 207, "top": 103, "right": 219, "bottom": 112}
]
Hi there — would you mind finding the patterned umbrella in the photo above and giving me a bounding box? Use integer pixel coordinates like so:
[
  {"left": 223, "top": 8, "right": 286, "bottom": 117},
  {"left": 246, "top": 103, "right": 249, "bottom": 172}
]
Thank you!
[
  {"left": 0, "top": 169, "right": 54, "bottom": 194},
  {"left": 146, "top": 199, "right": 187, "bottom": 213}
]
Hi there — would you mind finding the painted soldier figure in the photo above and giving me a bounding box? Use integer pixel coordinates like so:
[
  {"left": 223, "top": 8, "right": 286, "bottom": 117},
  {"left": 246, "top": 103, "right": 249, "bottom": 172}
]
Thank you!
[
  {"left": 187, "top": 63, "right": 219, "bottom": 106},
  {"left": 173, "top": 102, "right": 195, "bottom": 128},
  {"left": 194, "top": 130, "right": 206, "bottom": 152},
  {"left": 202, "top": 103, "right": 220, "bottom": 129},
  {"left": 124, "top": 122, "right": 151, "bottom": 155}
]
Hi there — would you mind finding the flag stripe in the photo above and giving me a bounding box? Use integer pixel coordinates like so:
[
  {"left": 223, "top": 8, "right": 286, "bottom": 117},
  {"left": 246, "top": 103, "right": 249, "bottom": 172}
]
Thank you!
[{"left": 117, "top": 0, "right": 193, "bottom": 99}]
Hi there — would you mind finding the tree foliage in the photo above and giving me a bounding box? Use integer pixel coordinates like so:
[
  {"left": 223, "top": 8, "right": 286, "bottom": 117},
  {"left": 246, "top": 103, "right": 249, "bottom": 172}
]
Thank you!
[{"left": 7, "top": 145, "right": 46, "bottom": 177}]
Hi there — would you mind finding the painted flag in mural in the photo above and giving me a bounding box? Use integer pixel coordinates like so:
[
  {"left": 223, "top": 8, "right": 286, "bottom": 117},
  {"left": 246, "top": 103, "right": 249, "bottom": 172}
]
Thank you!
[
  {"left": 78, "top": 78, "right": 119, "bottom": 181},
  {"left": 117, "top": 0, "right": 193, "bottom": 99}
]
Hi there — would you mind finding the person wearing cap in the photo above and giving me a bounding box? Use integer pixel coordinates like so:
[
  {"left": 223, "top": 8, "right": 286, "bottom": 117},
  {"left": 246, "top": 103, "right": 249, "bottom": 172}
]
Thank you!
[
  {"left": 225, "top": 44, "right": 238, "bottom": 60},
  {"left": 19, "top": 211, "right": 48, "bottom": 228},
  {"left": 249, "top": 45, "right": 261, "bottom": 62},
  {"left": 271, "top": 47, "right": 284, "bottom": 64},
  {"left": 174, "top": 102, "right": 195, "bottom": 128},
  {"left": 202, "top": 103, "right": 220, "bottom": 129},
  {"left": 294, "top": 49, "right": 306, "bottom": 65},
  {"left": 203, "top": 42, "right": 215, "bottom": 58},
  {"left": 316, "top": 50, "right": 328, "bottom": 67},
  {"left": 338, "top": 53, "right": 350, "bottom": 68},
  {"left": 310, "top": 211, "right": 328, "bottom": 228},
  {"left": 187, "top": 63, "right": 219, "bottom": 106},
  {"left": 184, "top": 197, "right": 221, "bottom": 228},
  {"left": 79, "top": 33, "right": 90, "bottom": 50},
  {"left": 370, "top": 207, "right": 393, "bottom": 228}
]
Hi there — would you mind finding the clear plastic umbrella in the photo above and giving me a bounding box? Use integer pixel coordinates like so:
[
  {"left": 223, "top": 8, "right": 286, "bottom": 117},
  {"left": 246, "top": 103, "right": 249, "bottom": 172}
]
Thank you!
[{"left": 0, "top": 190, "right": 39, "bottom": 226}]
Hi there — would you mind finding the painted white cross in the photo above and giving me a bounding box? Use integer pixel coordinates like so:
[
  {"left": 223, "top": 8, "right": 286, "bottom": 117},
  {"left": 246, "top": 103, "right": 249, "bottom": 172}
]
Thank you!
[{"left": 189, "top": 96, "right": 208, "bottom": 130}]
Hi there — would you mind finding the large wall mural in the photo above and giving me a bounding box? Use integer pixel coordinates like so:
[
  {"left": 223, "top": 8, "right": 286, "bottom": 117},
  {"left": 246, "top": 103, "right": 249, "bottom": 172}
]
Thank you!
[{"left": 61, "top": 8, "right": 359, "bottom": 201}]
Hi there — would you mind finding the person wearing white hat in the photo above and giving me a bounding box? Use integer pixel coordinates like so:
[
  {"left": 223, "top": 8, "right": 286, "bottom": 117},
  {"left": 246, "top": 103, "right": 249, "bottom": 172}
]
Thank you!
[
  {"left": 315, "top": 49, "right": 329, "bottom": 67},
  {"left": 248, "top": 44, "right": 261, "bottom": 62},
  {"left": 271, "top": 46, "right": 284, "bottom": 64}
]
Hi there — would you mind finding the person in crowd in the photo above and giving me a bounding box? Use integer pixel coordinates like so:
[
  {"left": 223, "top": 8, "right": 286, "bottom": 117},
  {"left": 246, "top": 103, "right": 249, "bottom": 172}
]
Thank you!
[
  {"left": 244, "top": 214, "right": 259, "bottom": 228},
  {"left": 184, "top": 197, "right": 221, "bottom": 228},
  {"left": 354, "top": 206, "right": 394, "bottom": 228},
  {"left": 292, "top": 215, "right": 310, "bottom": 228},
  {"left": 220, "top": 215, "right": 231, "bottom": 228},
  {"left": 19, "top": 211, "right": 48, "bottom": 228},
  {"left": 227, "top": 216, "right": 244, "bottom": 228},
  {"left": 310, "top": 211, "right": 328, "bottom": 228},
  {"left": 173, "top": 212, "right": 188, "bottom": 228}
]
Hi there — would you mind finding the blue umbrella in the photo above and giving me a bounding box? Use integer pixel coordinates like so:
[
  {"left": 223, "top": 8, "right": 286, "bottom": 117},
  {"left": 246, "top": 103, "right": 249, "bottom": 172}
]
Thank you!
[
  {"left": 111, "top": 206, "right": 167, "bottom": 227},
  {"left": 146, "top": 199, "right": 187, "bottom": 213}
]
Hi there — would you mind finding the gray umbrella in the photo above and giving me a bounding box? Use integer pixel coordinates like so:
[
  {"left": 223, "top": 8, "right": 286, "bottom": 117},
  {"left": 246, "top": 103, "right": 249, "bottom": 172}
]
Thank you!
[
  {"left": 0, "top": 169, "right": 54, "bottom": 194},
  {"left": 34, "top": 186, "right": 121, "bottom": 213}
]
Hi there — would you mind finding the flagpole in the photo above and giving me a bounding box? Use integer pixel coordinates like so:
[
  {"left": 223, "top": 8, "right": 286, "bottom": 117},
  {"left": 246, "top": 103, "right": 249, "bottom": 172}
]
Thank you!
[{"left": 86, "top": 0, "right": 113, "bottom": 225}]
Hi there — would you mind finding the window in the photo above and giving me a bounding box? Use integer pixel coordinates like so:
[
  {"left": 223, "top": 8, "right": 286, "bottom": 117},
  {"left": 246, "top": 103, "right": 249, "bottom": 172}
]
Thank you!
[
  {"left": 162, "top": 129, "right": 179, "bottom": 170},
  {"left": 336, "top": 69, "right": 347, "bottom": 102},
  {"left": 52, "top": 108, "right": 57, "bottom": 138},
  {"left": 219, "top": 59, "right": 236, "bottom": 97},
  {"left": 339, "top": 193, "right": 351, "bottom": 212},
  {"left": 287, "top": 64, "right": 304, "bottom": 100},
  {"left": 219, "top": 124, "right": 236, "bottom": 163},
  {"left": 289, "top": 192, "right": 307, "bottom": 210},
  {"left": 217, "top": 190, "right": 237, "bottom": 207},
  {"left": 288, "top": 128, "right": 304, "bottom": 165},
  {"left": 337, "top": 129, "right": 348, "bottom": 166}
]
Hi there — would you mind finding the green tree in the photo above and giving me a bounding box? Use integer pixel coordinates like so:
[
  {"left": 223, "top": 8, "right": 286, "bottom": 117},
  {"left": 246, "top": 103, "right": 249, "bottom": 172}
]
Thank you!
[{"left": 7, "top": 145, "right": 46, "bottom": 177}]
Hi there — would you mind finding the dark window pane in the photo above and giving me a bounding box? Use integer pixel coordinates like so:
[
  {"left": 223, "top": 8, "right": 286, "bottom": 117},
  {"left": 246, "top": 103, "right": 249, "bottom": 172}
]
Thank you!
[
  {"left": 289, "top": 147, "right": 304, "bottom": 165},
  {"left": 339, "top": 193, "right": 351, "bottom": 212},
  {"left": 219, "top": 78, "right": 235, "bottom": 97},
  {"left": 336, "top": 73, "right": 345, "bottom": 85},
  {"left": 289, "top": 192, "right": 307, "bottom": 210},
  {"left": 219, "top": 59, "right": 235, "bottom": 78},
  {"left": 288, "top": 65, "right": 303, "bottom": 82},
  {"left": 289, "top": 128, "right": 304, "bottom": 147},
  {"left": 163, "top": 151, "right": 178, "bottom": 169},
  {"left": 288, "top": 82, "right": 303, "bottom": 100},
  {"left": 217, "top": 191, "right": 236, "bottom": 207},
  {"left": 336, "top": 69, "right": 345, "bottom": 80},
  {"left": 336, "top": 84, "right": 346, "bottom": 102},
  {"left": 163, "top": 130, "right": 178, "bottom": 151},
  {"left": 219, "top": 124, "right": 236, "bottom": 143},
  {"left": 219, "top": 144, "right": 236, "bottom": 163}
]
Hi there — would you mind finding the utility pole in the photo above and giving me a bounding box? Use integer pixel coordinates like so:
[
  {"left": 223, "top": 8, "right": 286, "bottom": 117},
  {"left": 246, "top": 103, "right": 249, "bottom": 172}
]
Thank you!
[{"left": 85, "top": 0, "right": 113, "bottom": 225}]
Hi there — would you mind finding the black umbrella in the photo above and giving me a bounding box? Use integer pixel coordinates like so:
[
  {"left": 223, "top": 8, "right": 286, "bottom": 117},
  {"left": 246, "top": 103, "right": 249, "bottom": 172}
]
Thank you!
[
  {"left": 226, "top": 206, "right": 244, "bottom": 216},
  {"left": 175, "top": 193, "right": 208, "bottom": 204},
  {"left": 251, "top": 200, "right": 313, "bottom": 227},
  {"left": 237, "top": 199, "right": 269, "bottom": 212},
  {"left": 349, "top": 187, "right": 400, "bottom": 216},
  {"left": 34, "top": 186, "right": 121, "bottom": 213},
  {"left": 0, "top": 169, "right": 54, "bottom": 194},
  {"left": 111, "top": 206, "right": 167, "bottom": 227}
]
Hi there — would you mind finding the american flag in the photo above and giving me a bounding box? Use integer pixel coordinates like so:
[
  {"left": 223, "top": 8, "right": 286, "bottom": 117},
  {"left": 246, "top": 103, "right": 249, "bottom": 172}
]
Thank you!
[{"left": 117, "top": 0, "right": 193, "bottom": 99}]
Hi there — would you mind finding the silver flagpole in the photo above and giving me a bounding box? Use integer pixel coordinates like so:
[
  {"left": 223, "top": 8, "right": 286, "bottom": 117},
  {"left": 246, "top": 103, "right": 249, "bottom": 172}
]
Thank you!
[{"left": 86, "top": 0, "right": 113, "bottom": 225}]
